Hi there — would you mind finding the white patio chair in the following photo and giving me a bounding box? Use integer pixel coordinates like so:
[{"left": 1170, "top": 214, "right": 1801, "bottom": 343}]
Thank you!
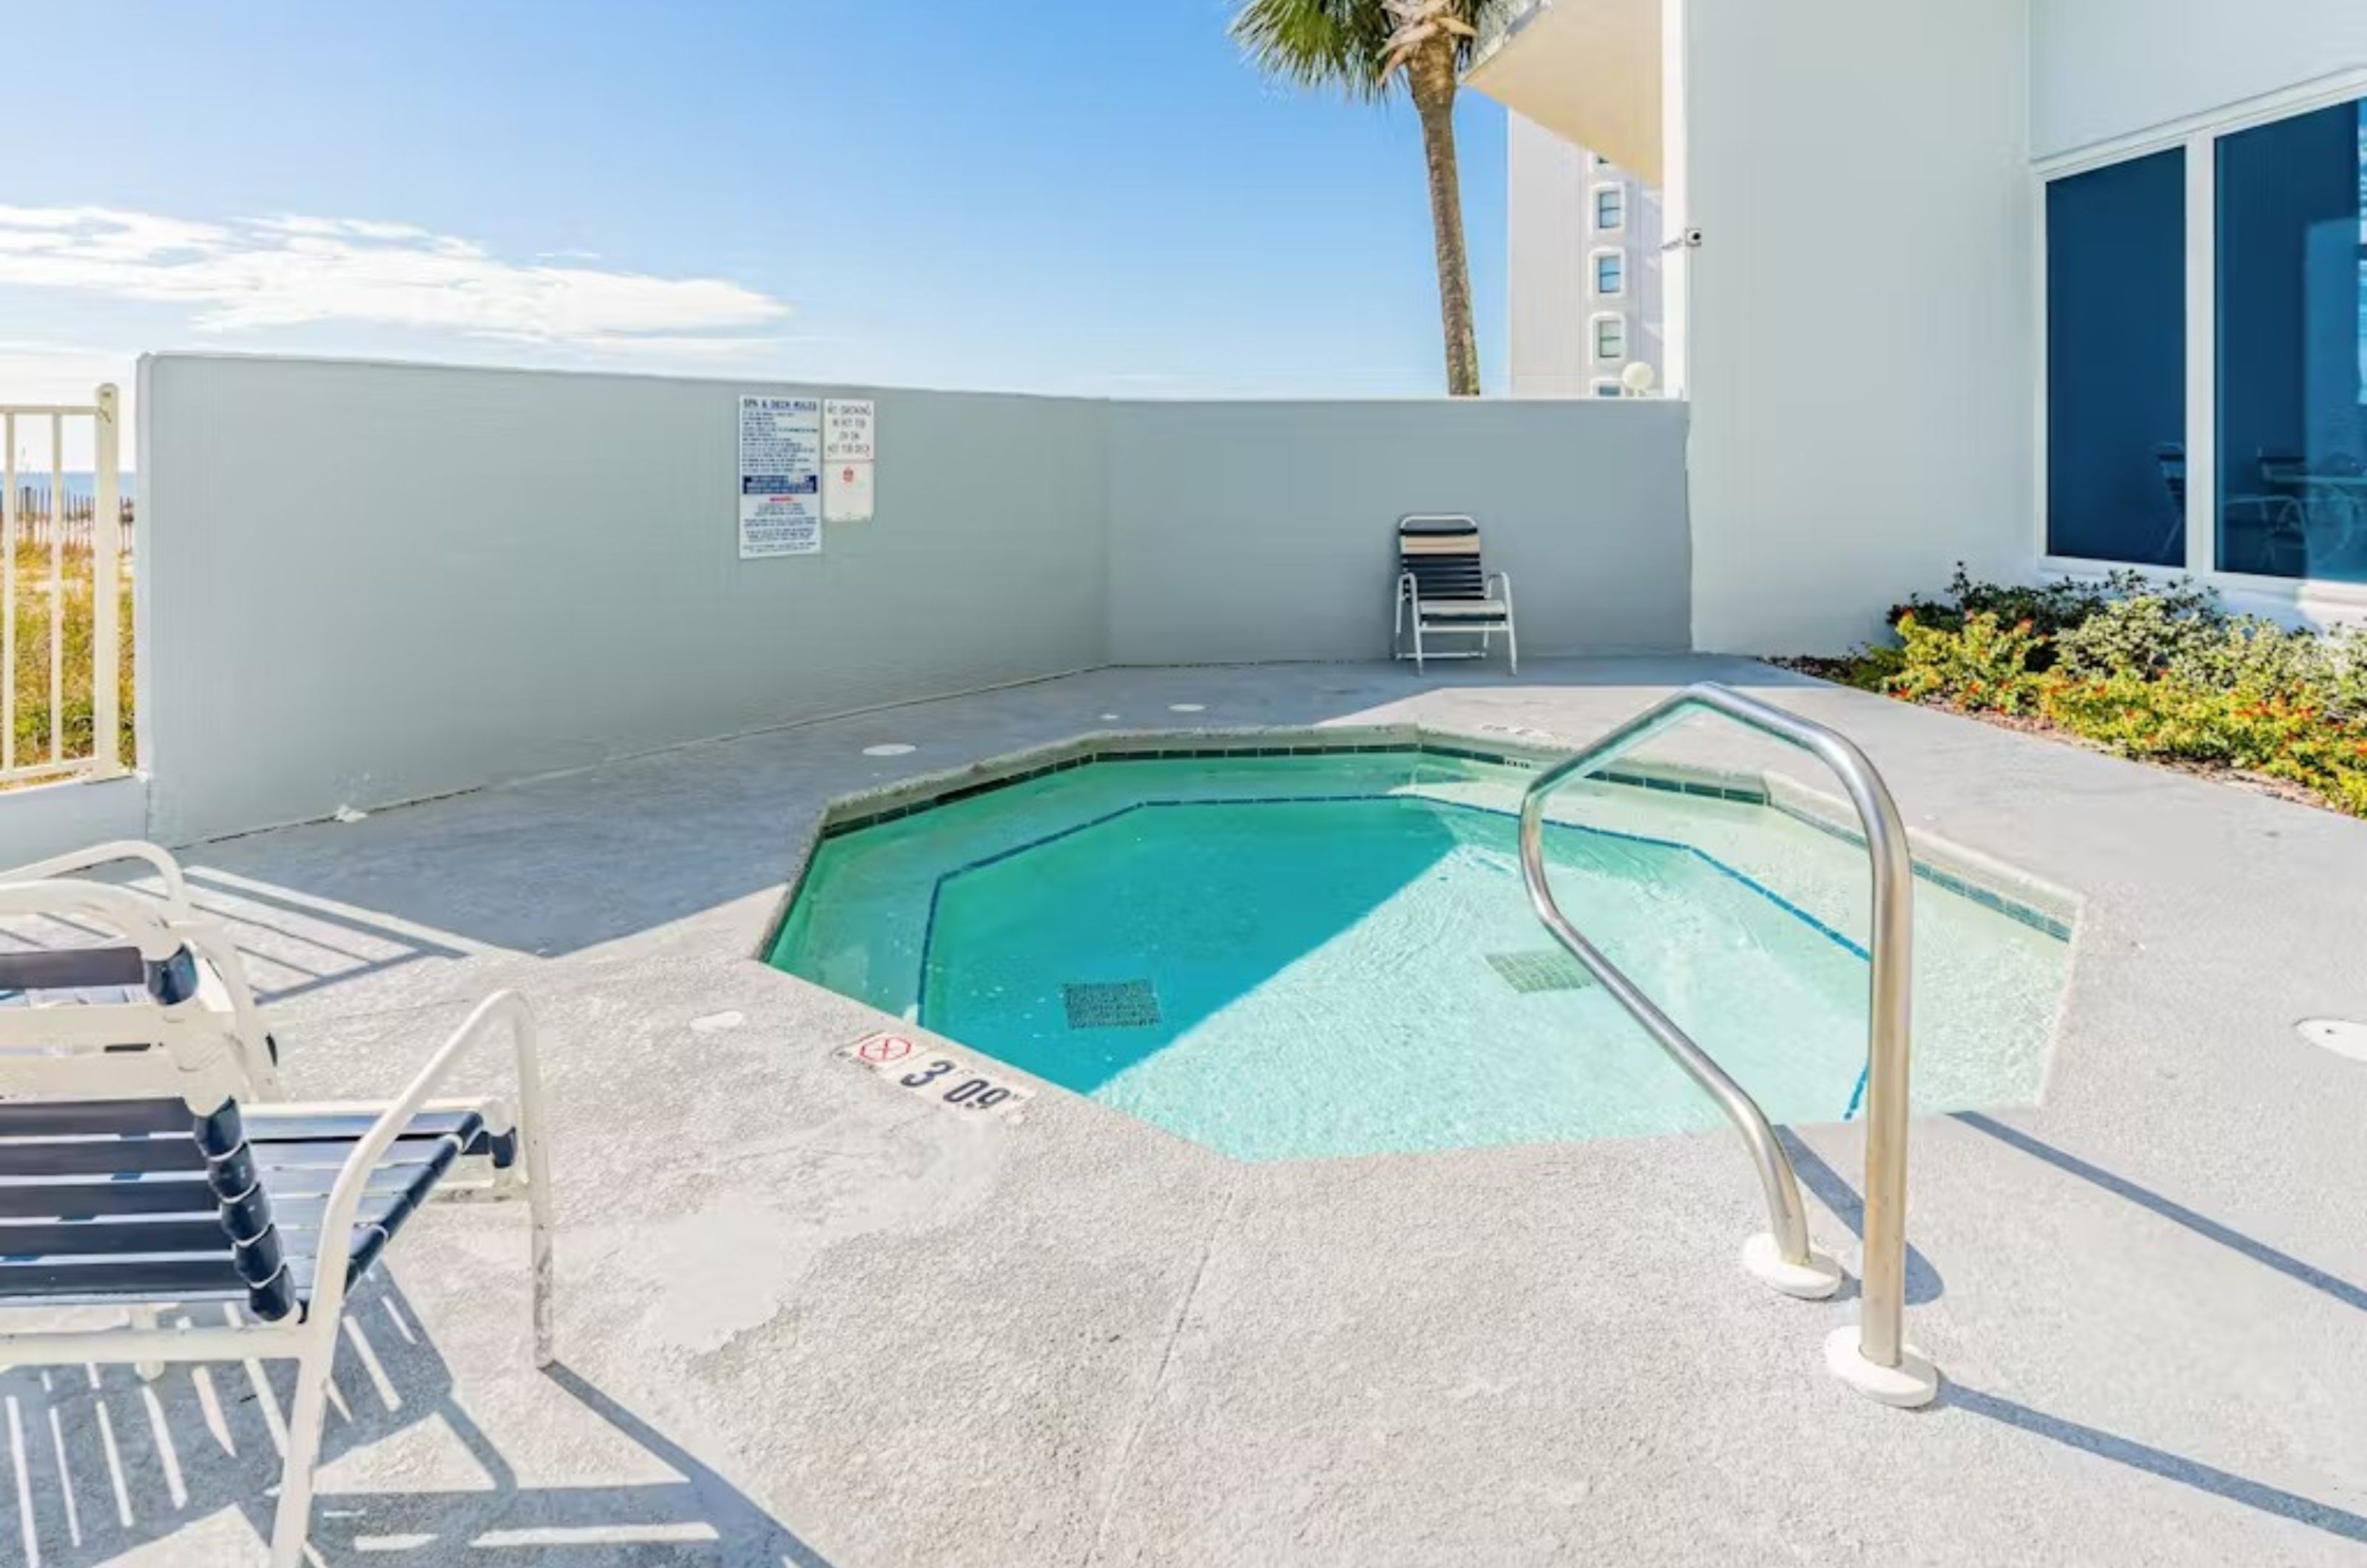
[
  {"left": 0, "top": 839, "right": 280, "bottom": 1100},
  {"left": 0, "top": 979, "right": 555, "bottom": 1568},
  {"left": 1393, "top": 513, "right": 1517, "bottom": 674}
]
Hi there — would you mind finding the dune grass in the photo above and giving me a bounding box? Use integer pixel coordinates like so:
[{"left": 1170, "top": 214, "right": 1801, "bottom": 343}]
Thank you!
[{"left": 0, "top": 544, "right": 135, "bottom": 779}]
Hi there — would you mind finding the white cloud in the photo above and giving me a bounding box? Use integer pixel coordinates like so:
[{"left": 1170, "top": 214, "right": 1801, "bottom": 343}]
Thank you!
[
  {"left": 0, "top": 205, "right": 791, "bottom": 348},
  {"left": 0, "top": 341, "right": 136, "bottom": 467}
]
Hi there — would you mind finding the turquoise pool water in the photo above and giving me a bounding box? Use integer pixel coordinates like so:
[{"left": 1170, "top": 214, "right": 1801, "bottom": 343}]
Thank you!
[{"left": 770, "top": 752, "right": 2069, "bottom": 1162}]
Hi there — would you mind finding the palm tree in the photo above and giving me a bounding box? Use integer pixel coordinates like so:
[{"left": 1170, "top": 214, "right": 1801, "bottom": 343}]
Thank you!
[{"left": 1232, "top": 0, "right": 1498, "bottom": 396}]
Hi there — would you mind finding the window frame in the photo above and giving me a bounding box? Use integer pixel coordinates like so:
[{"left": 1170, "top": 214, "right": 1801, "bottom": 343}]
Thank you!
[
  {"left": 2033, "top": 67, "right": 2367, "bottom": 610},
  {"left": 1591, "top": 311, "right": 1627, "bottom": 364},
  {"left": 1591, "top": 182, "right": 1627, "bottom": 236},
  {"left": 1591, "top": 246, "right": 1626, "bottom": 299}
]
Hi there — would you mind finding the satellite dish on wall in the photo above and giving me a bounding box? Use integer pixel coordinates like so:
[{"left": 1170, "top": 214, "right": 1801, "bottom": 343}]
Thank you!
[{"left": 1621, "top": 362, "right": 1658, "bottom": 396}]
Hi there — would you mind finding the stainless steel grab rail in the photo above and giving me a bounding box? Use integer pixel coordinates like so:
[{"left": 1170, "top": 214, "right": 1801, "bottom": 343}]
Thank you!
[{"left": 1516, "top": 682, "right": 1937, "bottom": 1405}]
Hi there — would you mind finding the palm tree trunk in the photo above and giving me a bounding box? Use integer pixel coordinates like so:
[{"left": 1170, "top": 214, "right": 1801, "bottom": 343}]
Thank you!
[{"left": 1405, "top": 38, "right": 1479, "bottom": 397}]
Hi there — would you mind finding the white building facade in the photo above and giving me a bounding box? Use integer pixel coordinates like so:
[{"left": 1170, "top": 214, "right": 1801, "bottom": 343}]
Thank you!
[
  {"left": 1468, "top": 0, "right": 2367, "bottom": 652},
  {"left": 1507, "top": 112, "right": 1664, "bottom": 398}
]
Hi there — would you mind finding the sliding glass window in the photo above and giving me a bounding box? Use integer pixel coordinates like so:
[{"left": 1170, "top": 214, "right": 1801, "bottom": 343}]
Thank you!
[
  {"left": 2215, "top": 96, "right": 2367, "bottom": 582},
  {"left": 2046, "top": 149, "right": 2187, "bottom": 566}
]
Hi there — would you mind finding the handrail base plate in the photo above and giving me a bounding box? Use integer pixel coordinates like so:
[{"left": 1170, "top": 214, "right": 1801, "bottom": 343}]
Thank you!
[
  {"left": 1825, "top": 1326, "right": 1940, "bottom": 1408},
  {"left": 1742, "top": 1231, "right": 1844, "bottom": 1300}
]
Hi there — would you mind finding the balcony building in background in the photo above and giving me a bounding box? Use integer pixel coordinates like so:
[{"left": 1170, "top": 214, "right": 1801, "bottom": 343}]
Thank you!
[{"left": 1507, "top": 113, "right": 1664, "bottom": 399}]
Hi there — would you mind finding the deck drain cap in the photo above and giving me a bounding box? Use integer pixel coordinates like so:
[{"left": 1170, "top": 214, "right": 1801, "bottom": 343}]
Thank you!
[
  {"left": 1485, "top": 950, "right": 1598, "bottom": 995},
  {"left": 2297, "top": 1018, "right": 2367, "bottom": 1062},
  {"left": 1064, "top": 979, "right": 1161, "bottom": 1030}
]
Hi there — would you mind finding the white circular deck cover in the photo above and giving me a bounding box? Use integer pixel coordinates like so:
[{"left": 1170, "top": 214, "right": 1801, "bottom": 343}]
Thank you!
[{"left": 2297, "top": 1018, "right": 2367, "bottom": 1061}]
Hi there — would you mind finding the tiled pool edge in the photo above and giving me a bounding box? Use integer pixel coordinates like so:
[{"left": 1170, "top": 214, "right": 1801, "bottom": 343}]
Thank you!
[
  {"left": 1757, "top": 774, "right": 2081, "bottom": 941},
  {"left": 757, "top": 726, "right": 2081, "bottom": 959}
]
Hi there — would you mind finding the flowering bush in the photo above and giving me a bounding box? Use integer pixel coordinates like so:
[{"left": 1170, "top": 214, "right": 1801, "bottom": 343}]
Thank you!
[
  {"left": 1811, "top": 566, "right": 2367, "bottom": 817},
  {"left": 1887, "top": 611, "right": 2044, "bottom": 714},
  {"left": 2039, "top": 672, "right": 2367, "bottom": 808}
]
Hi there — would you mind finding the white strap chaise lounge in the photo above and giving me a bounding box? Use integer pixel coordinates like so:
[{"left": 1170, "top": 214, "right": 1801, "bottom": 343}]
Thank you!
[
  {"left": 0, "top": 854, "right": 554, "bottom": 1568},
  {"left": 1393, "top": 513, "right": 1517, "bottom": 674}
]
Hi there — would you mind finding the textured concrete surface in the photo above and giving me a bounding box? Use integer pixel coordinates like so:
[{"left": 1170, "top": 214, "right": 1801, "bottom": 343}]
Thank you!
[{"left": 5, "top": 658, "right": 2364, "bottom": 1565}]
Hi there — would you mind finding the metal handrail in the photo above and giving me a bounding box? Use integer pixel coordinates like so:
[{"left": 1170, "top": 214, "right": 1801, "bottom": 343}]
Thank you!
[{"left": 1516, "top": 682, "right": 1930, "bottom": 1401}]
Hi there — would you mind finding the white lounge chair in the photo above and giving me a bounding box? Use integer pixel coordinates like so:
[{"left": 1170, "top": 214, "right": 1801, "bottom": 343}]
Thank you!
[
  {"left": 0, "top": 839, "right": 280, "bottom": 1101},
  {"left": 1393, "top": 513, "right": 1517, "bottom": 674},
  {"left": 0, "top": 862, "right": 555, "bottom": 1568}
]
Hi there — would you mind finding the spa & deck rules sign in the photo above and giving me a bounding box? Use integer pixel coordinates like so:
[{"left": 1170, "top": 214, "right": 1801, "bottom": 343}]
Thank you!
[{"left": 738, "top": 395, "right": 823, "bottom": 558}]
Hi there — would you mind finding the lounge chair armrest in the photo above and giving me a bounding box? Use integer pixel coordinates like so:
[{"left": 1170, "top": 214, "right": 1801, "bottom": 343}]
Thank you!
[
  {"left": 1398, "top": 570, "right": 1419, "bottom": 604},
  {"left": 1, "top": 841, "right": 195, "bottom": 920},
  {"left": 1486, "top": 569, "right": 1512, "bottom": 598},
  {"left": 0, "top": 877, "right": 186, "bottom": 962},
  {"left": 309, "top": 991, "right": 551, "bottom": 1327},
  {"left": 172, "top": 919, "right": 278, "bottom": 1092}
]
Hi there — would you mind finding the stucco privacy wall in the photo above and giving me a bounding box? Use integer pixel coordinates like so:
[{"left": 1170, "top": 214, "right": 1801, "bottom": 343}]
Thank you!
[
  {"left": 1105, "top": 396, "right": 1690, "bottom": 663},
  {"left": 138, "top": 356, "right": 1110, "bottom": 844},
  {"left": 1680, "top": 0, "right": 2033, "bottom": 654},
  {"left": 2032, "top": 0, "right": 2367, "bottom": 158},
  {"left": 138, "top": 355, "right": 1690, "bottom": 845}
]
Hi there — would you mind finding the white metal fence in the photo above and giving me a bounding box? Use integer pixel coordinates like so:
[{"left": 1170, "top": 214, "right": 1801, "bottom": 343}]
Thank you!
[{"left": 0, "top": 385, "right": 124, "bottom": 784}]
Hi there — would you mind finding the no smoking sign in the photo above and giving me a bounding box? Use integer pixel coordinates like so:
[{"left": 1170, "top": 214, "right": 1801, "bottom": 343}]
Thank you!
[{"left": 857, "top": 1033, "right": 914, "bottom": 1065}]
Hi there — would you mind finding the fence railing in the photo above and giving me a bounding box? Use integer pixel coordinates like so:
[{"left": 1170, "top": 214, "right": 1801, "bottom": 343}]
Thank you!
[
  {"left": 0, "top": 385, "right": 126, "bottom": 785},
  {"left": 3, "top": 486, "right": 135, "bottom": 555}
]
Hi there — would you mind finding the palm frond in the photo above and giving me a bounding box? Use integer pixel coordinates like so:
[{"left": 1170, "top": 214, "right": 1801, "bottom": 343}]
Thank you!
[
  {"left": 1229, "top": 0, "right": 1400, "bottom": 102},
  {"left": 1229, "top": 0, "right": 1518, "bottom": 98}
]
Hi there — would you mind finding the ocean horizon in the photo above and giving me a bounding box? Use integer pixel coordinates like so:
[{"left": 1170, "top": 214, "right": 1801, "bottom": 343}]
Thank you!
[{"left": 1, "top": 472, "right": 137, "bottom": 501}]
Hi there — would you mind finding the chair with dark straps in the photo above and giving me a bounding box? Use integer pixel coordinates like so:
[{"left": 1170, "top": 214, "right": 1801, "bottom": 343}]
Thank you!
[
  {"left": 0, "top": 839, "right": 280, "bottom": 1100},
  {"left": 1394, "top": 513, "right": 1517, "bottom": 674},
  {"left": 0, "top": 862, "right": 554, "bottom": 1568}
]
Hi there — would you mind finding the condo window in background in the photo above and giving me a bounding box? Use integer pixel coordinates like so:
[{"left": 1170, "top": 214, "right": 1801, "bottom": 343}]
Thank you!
[
  {"left": 1593, "top": 380, "right": 1623, "bottom": 398},
  {"left": 1593, "top": 315, "right": 1626, "bottom": 361},
  {"left": 1594, "top": 251, "right": 1624, "bottom": 296},
  {"left": 2215, "top": 95, "right": 2367, "bottom": 584},
  {"left": 2045, "top": 147, "right": 2186, "bottom": 565},
  {"left": 1594, "top": 186, "right": 1624, "bottom": 231}
]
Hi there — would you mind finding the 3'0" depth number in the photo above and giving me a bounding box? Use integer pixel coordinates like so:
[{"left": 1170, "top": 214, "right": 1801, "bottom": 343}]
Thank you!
[{"left": 898, "top": 1058, "right": 1016, "bottom": 1111}]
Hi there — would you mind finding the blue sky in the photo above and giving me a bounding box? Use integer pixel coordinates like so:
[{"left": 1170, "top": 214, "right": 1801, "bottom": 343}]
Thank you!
[{"left": 4, "top": 0, "right": 1508, "bottom": 453}]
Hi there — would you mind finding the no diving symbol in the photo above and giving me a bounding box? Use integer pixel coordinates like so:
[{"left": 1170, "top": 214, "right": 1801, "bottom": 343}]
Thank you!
[{"left": 858, "top": 1033, "right": 914, "bottom": 1065}]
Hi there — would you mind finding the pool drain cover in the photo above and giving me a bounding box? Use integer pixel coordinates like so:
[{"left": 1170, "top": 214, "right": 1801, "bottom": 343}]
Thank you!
[
  {"left": 1485, "top": 950, "right": 1598, "bottom": 995},
  {"left": 1063, "top": 979, "right": 1161, "bottom": 1029}
]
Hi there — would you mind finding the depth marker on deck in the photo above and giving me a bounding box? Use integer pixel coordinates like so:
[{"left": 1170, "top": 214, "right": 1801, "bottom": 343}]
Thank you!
[{"left": 836, "top": 1030, "right": 1036, "bottom": 1120}]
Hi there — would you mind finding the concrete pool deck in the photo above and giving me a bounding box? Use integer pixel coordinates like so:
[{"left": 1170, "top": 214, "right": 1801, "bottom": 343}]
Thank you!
[{"left": 7, "top": 657, "right": 2365, "bottom": 1565}]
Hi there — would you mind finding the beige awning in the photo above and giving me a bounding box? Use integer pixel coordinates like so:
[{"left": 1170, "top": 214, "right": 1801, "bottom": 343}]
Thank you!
[{"left": 1465, "top": 0, "right": 1664, "bottom": 183}]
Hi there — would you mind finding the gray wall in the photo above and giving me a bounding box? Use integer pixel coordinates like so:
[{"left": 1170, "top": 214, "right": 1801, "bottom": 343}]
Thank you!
[
  {"left": 136, "top": 355, "right": 1689, "bottom": 845},
  {"left": 139, "top": 356, "right": 1110, "bottom": 843},
  {"left": 1105, "top": 397, "right": 1689, "bottom": 663}
]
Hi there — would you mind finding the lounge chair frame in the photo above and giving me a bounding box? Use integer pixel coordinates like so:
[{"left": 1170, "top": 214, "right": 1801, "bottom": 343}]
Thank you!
[
  {"left": 0, "top": 850, "right": 553, "bottom": 1568},
  {"left": 1393, "top": 513, "right": 1517, "bottom": 674}
]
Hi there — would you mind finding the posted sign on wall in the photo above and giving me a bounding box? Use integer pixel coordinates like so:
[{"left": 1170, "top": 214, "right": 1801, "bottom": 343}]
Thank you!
[
  {"left": 823, "top": 398, "right": 876, "bottom": 524},
  {"left": 738, "top": 395, "right": 823, "bottom": 558}
]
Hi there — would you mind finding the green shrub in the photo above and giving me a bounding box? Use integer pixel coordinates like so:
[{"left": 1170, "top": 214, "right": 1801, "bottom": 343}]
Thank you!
[
  {"left": 2052, "top": 592, "right": 2226, "bottom": 681},
  {"left": 1811, "top": 563, "right": 2367, "bottom": 818},
  {"left": 2039, "top": 671, "right": 2367, "bottom": 806},
  {"left": 1885, "top": 612, "right": 2044, "bottom": 714},
  {"left": 1889, "top": 564, "right": 2168, "bottom": 646}
]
